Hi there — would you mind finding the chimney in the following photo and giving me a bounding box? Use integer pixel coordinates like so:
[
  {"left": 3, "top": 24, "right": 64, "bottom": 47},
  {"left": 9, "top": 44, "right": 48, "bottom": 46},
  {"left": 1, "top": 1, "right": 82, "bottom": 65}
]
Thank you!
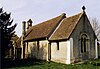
[
  {"left": 21, "top": 21, "right": 26, "bottom": 59},
  {"left": 22, "top": 21, "right": 26, "bottom": 36},
  {"left": 26, "top": 19, "right": 32, "bottom": 31}
]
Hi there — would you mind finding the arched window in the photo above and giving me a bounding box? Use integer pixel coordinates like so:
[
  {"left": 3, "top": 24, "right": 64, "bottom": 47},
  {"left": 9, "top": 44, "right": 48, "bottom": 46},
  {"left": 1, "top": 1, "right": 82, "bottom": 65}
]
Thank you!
[{"left": 81, "top": 34, "right": 89, "bottom": 53}]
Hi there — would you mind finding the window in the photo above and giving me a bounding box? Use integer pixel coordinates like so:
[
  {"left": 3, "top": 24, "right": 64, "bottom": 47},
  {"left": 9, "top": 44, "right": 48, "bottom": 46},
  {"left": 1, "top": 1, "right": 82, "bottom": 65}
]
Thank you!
[
  {"left": 57, "top": 42, "right": 59, "bottom": 50},
  {"left": 81, "top": 34, "right": 88, "bottom": 53}
]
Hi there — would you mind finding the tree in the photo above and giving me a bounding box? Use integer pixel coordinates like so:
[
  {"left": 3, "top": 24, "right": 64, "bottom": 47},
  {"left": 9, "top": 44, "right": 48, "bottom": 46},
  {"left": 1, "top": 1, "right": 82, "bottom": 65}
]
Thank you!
[
  {"left": 90, "top": 18, "right": 100, "bottom": 42},
  {"left": 0, "top": 8, "right": 17, "bottom": 60}
]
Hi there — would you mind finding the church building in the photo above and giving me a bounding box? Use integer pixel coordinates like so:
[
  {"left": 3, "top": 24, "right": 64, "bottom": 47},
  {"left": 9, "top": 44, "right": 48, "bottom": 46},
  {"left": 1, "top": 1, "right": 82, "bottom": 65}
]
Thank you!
[{"left": 17, "top": 6, "right": 98, "bottom": 64}]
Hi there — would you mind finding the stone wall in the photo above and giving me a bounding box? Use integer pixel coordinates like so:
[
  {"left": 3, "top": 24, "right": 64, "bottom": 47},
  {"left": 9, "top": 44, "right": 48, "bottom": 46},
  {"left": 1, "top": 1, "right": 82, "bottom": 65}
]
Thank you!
[{"left": 70, "top": 14, "right": 96, "bottom": 61}]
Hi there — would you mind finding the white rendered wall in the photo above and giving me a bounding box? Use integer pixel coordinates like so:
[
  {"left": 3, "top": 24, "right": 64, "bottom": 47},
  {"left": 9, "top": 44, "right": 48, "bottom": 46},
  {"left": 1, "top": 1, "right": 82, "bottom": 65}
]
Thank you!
[
  {"left": 51, "top": 38, "right": 73, "bottom": 64},
  {"left": 66, "top": 38, "right": 73, "bottom": 64},
  {"left": 66, "top": 40, "right": 70, "bottom": 64},
  {"left": 51, "top": 41, "right": 67, "bottom": 64}
]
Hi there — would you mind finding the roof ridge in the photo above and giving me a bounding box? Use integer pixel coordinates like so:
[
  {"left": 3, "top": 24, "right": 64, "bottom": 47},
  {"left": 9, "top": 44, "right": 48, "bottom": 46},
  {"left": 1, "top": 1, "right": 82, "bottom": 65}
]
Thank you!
[
  {"left": 31, "top": 13, "right": 66, "bottom": 27},
  {"left": 67, "top": 12, "right": 83, "bottom": 18}
]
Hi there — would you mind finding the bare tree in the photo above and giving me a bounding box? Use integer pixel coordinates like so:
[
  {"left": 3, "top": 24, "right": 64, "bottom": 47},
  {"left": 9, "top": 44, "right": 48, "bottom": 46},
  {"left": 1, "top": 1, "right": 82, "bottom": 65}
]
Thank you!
[{"left": 90, "top": 18, "right": 100, "bottom": 41}]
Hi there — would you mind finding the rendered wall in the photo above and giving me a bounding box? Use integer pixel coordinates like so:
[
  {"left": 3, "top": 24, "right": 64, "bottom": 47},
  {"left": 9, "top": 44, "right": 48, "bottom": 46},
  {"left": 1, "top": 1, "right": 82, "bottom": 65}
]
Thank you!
[
  {"left": 25, "top": 40, "right": 49, "bottom": 61},
  {"left": 51, "top": 41, "right": 71, "bottom": 64}
]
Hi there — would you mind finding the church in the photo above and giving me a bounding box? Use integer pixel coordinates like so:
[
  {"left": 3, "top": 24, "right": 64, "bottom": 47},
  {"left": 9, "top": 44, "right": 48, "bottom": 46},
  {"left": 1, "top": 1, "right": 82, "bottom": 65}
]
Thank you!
[{"left": 16, "top": 6, "right": 98, "bottom": 64}]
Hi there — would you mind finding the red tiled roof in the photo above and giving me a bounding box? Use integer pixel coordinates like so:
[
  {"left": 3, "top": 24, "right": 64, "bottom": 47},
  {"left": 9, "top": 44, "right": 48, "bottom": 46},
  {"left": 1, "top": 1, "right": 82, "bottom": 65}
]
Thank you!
[
  {"left": 49, "top": 12, "right": 83, "bottom": 41},
  {"left": 24, "top": 13, "right": 66, "bottom": 41}
]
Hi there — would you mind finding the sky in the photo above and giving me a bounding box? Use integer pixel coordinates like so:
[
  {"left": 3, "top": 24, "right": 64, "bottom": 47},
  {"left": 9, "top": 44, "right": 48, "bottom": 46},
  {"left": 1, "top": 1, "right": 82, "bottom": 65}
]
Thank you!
[{"left": 1, "top": 0, "right": 100, "bottom": 37}]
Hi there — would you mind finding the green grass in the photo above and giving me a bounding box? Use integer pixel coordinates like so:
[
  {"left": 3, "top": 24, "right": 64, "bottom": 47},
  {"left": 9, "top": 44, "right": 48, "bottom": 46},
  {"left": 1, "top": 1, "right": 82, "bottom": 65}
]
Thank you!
[{"left": 2, "top": 59, "right": 100, "bottom": 69}]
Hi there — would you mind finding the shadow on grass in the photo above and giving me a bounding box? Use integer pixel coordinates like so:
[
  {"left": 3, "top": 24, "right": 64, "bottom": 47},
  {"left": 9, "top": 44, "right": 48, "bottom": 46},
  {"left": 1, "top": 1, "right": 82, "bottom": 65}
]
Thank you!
[
  {"left": 2, "top": 58, "right": 46, "bottom": 69},
  {"left": 2, "top": 59, "right": 100, "bottom": 69}
]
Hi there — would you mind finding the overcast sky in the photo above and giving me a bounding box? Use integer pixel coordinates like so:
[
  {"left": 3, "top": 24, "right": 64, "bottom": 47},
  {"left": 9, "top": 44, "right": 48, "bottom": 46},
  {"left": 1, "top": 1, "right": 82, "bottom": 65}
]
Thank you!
[{"left": 1, "top": 0, "right": 100, "bottom": 37}]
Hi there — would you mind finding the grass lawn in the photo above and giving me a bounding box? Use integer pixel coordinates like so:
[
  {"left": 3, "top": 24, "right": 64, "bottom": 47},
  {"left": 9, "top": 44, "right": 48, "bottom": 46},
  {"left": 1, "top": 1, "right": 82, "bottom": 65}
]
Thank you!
[{"left": 2, "top": 59, "right": 100, "bottom": 69}]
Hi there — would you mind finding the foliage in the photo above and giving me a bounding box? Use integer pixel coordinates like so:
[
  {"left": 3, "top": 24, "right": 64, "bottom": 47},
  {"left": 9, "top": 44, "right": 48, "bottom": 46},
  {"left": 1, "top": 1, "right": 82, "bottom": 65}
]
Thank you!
[{"left": 0, "top": 8, "right": 17, "bottom": 59}]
